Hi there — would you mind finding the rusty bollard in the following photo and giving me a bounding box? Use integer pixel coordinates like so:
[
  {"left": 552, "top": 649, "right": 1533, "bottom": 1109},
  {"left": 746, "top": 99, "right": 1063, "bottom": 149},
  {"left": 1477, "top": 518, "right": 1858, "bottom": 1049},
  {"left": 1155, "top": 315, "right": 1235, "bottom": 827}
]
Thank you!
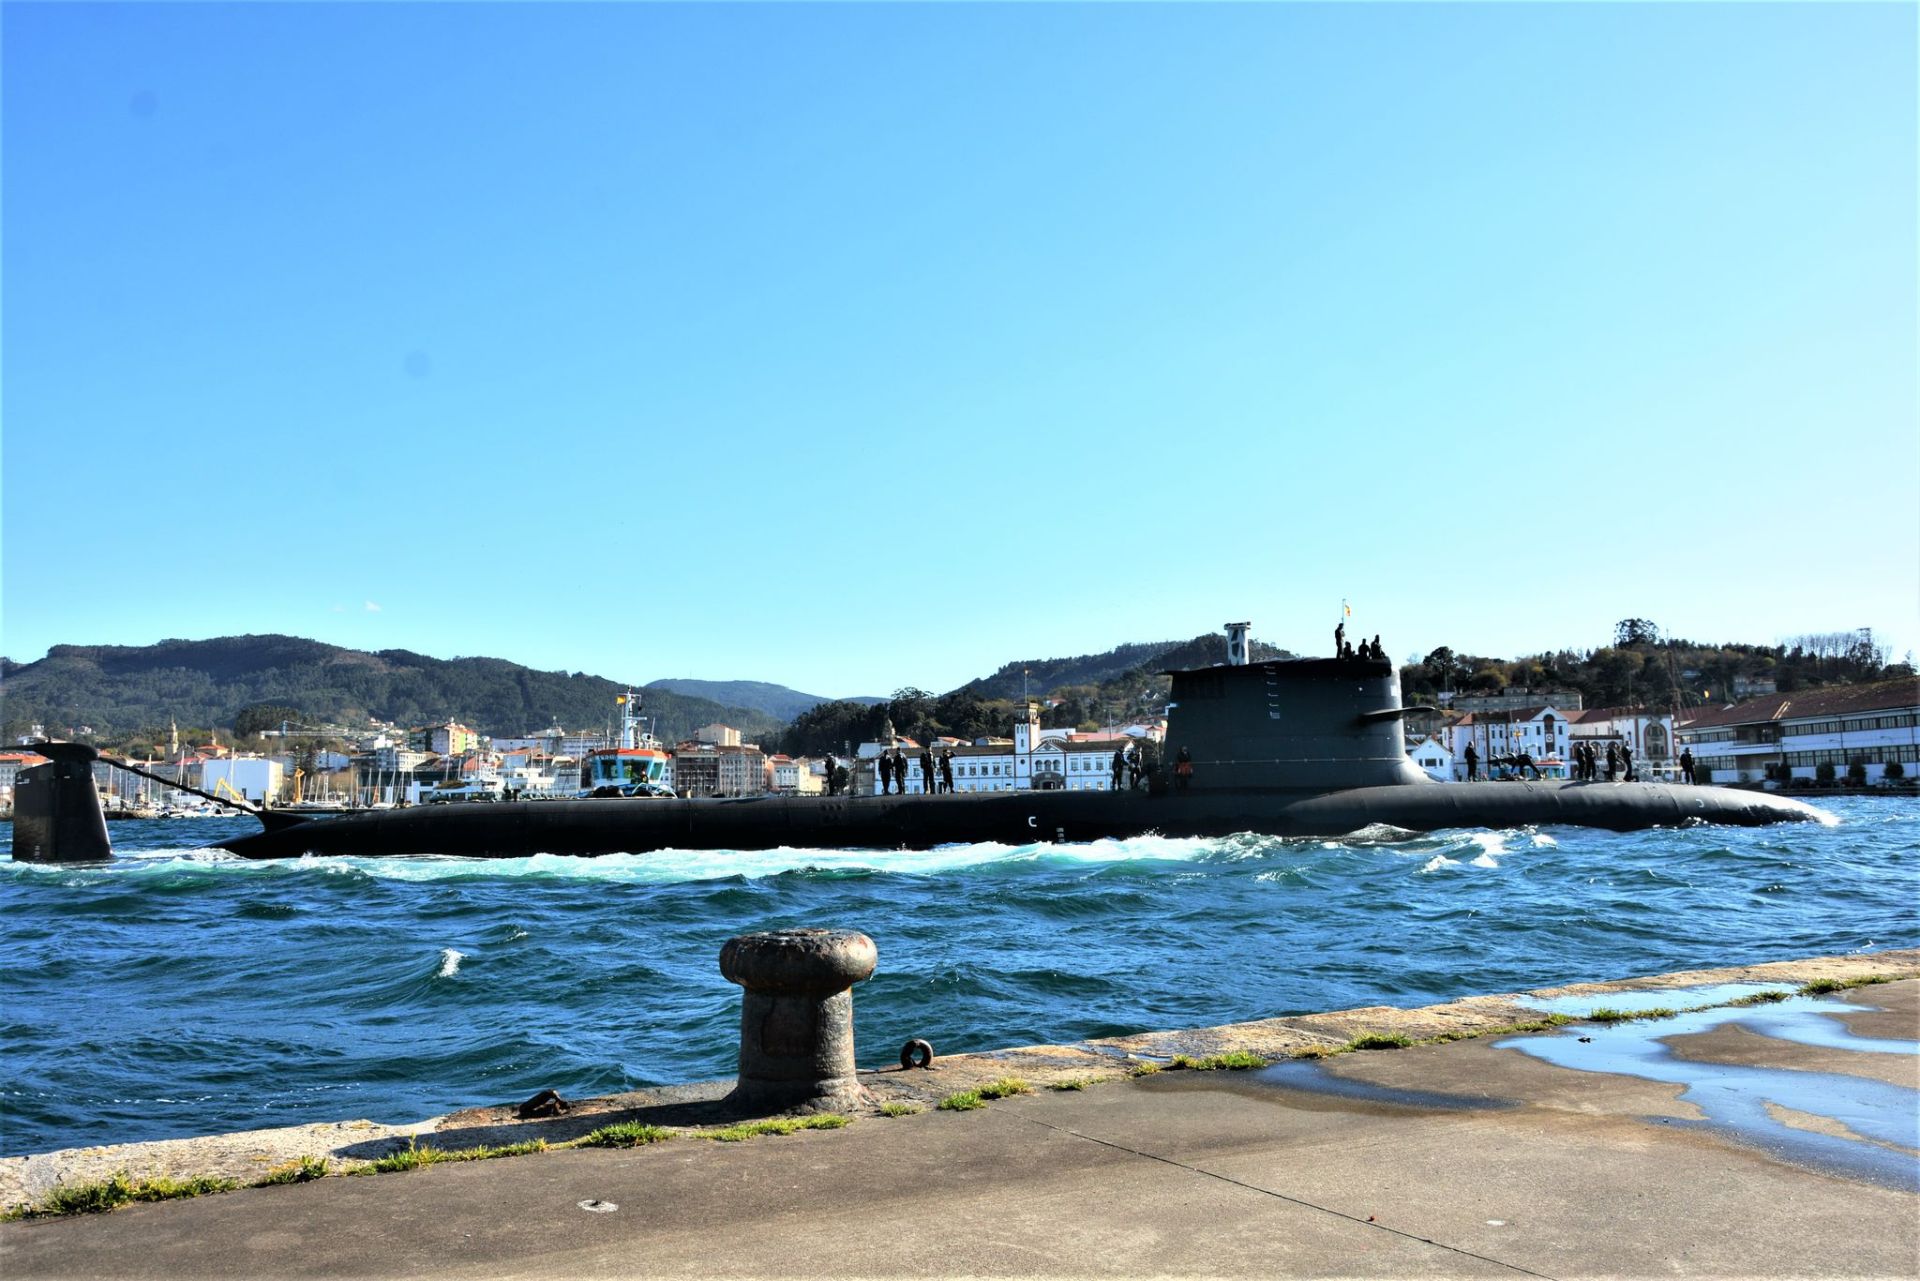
[{"left": 720, "top": 928, "right": 877, "bottom": 1114}]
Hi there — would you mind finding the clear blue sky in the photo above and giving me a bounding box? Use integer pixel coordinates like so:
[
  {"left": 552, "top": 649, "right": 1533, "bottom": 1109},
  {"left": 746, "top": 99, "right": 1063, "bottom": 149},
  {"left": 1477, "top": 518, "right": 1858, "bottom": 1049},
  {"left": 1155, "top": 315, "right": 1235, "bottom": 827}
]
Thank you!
[{"left": 4, "top": 3, "right": 1914, "bottom": 699}]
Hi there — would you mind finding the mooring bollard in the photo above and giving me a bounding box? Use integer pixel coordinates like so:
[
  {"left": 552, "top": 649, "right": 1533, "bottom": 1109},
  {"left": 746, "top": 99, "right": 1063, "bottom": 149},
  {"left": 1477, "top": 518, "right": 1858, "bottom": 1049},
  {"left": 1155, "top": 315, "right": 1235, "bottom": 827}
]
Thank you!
[{"left": 719, "top": 928, "right": 877, "bottom": 1113}]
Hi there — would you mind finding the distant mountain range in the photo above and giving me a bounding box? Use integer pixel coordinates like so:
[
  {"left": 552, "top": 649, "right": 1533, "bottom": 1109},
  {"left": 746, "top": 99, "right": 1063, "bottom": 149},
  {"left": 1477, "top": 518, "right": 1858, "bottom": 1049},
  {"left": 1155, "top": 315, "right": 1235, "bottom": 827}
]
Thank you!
[
  {"left": 644, "top": 678, "right": 884, "bottom": 722},
  {"left": 0, "top": 631, "right": 1287, "bottom": 751},
  {"left": 0, "top": 636, "right": 785, "bottom": 746}
]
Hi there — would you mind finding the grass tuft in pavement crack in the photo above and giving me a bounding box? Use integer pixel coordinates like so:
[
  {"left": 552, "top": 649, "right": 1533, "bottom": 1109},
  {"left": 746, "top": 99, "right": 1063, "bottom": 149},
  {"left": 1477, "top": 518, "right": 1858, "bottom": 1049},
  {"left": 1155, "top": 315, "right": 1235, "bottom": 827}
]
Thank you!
[
  {"left": 702, "top": 1115, "right": 850, "bottom": 1142},
  {"left": 3, "top": 1171, "right": 242, "bottom": 1221},
  {"left": 577, "top": 1122, "right": 673, "bottom": 1148},
  {"left": 1169, "top": 1051, "right": 1270, "bottom": 1070},
  {"left": 257, "top": 1155, "right": 330, "bottom": 1185}
]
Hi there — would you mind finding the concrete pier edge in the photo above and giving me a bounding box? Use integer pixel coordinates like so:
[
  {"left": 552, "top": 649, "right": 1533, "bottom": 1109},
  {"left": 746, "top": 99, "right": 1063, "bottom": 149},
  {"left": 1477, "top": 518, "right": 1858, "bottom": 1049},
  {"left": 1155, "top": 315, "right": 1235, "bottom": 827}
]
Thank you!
[{"left": 4, "top": 948, "right": 1916, "bottom": 1215}]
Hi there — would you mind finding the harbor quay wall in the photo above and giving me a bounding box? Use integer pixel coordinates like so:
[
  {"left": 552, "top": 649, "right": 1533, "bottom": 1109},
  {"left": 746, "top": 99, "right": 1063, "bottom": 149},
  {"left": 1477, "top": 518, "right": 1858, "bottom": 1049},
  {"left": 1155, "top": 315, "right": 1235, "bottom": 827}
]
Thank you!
[{"left": 3, "top": 947, "right": 1916, "bottom": 1213}]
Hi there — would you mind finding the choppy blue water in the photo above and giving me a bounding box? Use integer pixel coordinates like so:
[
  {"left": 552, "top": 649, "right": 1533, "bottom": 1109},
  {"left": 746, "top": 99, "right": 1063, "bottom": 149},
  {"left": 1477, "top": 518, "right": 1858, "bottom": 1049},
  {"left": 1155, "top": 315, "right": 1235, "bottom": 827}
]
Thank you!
[{"left": 3, "top": 799, "right": 1915, "bottom": 1156}]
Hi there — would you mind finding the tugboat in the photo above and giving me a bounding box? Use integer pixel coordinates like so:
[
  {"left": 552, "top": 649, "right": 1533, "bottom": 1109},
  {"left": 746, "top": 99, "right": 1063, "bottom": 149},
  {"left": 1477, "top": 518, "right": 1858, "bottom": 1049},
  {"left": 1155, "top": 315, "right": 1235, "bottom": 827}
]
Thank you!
[
  {"left": 577, "top": 692, "right": 674, "bottom": 798},
  {"left": 13, "top": 624, "right": 1830, "bottom": 863}
]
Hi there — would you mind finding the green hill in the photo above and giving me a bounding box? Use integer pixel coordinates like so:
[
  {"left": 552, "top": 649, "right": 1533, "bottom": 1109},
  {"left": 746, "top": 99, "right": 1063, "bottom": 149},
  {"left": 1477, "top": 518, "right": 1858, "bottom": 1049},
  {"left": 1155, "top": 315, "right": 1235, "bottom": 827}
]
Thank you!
[
  {"left": 645, "top": 678, "right": 883, "bottom": 721},
  {"left": 957, "top": 635, "right": 1294, "bottom": 702},
  {"left": 0, "top": 636, "right": 783, "bottom": 747}
]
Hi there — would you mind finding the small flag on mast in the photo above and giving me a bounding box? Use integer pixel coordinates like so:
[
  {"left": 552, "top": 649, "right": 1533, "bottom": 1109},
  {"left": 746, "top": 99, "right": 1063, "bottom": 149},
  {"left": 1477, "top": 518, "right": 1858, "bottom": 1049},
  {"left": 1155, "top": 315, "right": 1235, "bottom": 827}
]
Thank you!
[{"left": 1343, "top": 600, "right": 1352, "bottom": 618}]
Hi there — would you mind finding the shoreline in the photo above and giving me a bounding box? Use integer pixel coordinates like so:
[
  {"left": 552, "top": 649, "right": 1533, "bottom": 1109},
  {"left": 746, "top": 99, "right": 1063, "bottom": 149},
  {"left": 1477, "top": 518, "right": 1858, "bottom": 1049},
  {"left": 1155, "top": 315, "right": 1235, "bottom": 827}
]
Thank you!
[{"left": 6, "top": 946, "right": 1915, "bottom": 1215}]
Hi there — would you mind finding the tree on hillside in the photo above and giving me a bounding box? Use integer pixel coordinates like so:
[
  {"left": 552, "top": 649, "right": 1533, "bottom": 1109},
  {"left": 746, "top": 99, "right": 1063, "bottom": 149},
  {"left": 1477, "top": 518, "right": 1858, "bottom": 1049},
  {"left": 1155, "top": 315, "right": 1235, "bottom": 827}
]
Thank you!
[
  {"left": 779, "top": 700, "right": 888, "bottom": 757},
  {"left": 1614, "top": 618, "right": 1661, "bottom": 648},
  {"left": 234, "top": 704, "right": 304, "bottom": 737},
  {"left": 1423, "top": 647, "right": 1464, "bottom": 691},
  {"left": 933, "top": 689, "right": 1003, "bottom": 742},
  {"left": 886, "top": 688, "right": 938, "bottom": 745}
]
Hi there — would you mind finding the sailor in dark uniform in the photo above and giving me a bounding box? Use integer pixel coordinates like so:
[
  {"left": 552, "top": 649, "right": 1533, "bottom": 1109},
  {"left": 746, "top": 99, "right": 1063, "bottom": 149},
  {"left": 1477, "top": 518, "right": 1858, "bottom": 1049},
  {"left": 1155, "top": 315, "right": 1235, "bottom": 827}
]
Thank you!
[{"left": 919, "top": 748, "right": 935, "bottom": 795}]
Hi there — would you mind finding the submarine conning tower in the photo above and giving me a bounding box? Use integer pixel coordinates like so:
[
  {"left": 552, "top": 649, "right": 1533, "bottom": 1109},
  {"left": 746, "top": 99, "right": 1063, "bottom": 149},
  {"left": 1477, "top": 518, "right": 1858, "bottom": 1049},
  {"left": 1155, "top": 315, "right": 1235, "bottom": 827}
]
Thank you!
[
  {"left": 1163, "top": 652, "right": 1430, "bottom": 793},
  {"left": 11, "top": 741, "right": 113, "bottom": 863}
]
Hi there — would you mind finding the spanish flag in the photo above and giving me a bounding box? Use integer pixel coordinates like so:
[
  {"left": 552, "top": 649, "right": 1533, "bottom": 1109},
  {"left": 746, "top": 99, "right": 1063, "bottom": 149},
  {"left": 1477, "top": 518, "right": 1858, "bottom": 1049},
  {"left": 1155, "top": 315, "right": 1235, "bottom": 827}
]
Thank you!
[
  {"left": 1343, "top": 601, "right": 1352, "bottom": 617},
  {"left": 616, "top": 695, "right": 628, "bottom": 705}
]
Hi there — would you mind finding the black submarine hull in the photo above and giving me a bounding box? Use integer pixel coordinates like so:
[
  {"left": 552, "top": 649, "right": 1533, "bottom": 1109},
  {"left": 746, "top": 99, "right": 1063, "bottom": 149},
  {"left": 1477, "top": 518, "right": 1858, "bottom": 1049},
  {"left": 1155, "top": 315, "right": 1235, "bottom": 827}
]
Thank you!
[{"left": 215, "top": 781, "right": 1825, "bottom": 860}]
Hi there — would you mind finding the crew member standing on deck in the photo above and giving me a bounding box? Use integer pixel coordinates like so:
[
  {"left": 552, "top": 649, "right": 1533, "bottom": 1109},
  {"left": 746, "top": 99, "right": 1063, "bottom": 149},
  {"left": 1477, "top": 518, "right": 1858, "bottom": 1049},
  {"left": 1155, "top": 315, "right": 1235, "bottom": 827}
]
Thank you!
[
  {"left": 1464, "top": 740, "right": 1479, "bottom": 782},
  {"left": 1334, "top": 620, "right": 1345, "bottom": 658},
  {"left": 1681, "top": 747, "right": 1695, "bottom": 785},
  {"left": 1605, "top": 742, "right": 1619, "bottom": 781},
  {"left": 824, "top": 753, "right": 839, "bottom": 796},
  {"left": 919, "top": 747, "right": 935, "bottom": 795},
  {"left": 1111, "top": 747, "right": 1126, "bottom": 790},
  {"left": 1174, "top": 746, "right": 1193, "bottom": 793},
  {"left": 940, "top": 748, "right": 955, "bottom": 794}
]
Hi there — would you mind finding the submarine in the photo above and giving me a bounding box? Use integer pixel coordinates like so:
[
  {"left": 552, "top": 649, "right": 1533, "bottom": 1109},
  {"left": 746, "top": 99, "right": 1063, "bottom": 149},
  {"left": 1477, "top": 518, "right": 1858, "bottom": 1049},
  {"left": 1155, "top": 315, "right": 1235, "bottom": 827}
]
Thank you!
[
  {"left": 228, "top": 629, "right": 1826, "bottom": 858},
  {"left": 10, "top": 626, "right": 1827, "bottom": 865}
]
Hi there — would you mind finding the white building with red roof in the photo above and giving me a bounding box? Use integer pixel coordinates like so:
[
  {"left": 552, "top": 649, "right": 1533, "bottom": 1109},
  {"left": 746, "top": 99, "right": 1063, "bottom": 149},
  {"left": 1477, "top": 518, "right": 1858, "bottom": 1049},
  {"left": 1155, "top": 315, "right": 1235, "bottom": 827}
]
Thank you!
[{"left": 1677, "top": 679, "right": 1919, "bottom": 786}]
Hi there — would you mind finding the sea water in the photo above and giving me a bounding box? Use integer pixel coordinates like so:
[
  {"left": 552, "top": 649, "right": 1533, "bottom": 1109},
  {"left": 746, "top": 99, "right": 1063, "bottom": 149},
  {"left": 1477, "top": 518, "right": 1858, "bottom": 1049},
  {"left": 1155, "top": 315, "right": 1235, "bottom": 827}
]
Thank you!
[{"left": 2, "top": 798, "right": 1915, "bottom": 1156}]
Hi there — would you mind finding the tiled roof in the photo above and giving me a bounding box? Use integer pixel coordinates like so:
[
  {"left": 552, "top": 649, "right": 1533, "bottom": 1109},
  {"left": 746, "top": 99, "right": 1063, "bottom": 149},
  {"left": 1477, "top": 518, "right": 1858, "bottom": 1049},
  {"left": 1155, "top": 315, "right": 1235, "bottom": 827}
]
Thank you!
[
  {"left": 1677, "top": 678, "right": 1920, "bottom": 730},
  {"left": 1574, "top": 706, "right": 1660, "bottom": 723}
]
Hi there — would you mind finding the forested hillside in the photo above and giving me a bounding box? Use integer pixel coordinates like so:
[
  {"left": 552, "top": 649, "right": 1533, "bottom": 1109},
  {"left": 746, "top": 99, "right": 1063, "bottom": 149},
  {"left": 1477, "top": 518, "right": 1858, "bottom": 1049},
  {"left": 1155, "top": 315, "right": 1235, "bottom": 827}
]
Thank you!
[
  {"left": 1397, "top": 622, "right": 1909, "bottom": 710},
  {"left": 778, "top": 632, "right": 1293, "bottom": 757},
  {"left": 644, "top": 678, "right": 882, "bottom": 721},
  {"left": 0, "top": 636, "right": 781, "bottom": 748}
]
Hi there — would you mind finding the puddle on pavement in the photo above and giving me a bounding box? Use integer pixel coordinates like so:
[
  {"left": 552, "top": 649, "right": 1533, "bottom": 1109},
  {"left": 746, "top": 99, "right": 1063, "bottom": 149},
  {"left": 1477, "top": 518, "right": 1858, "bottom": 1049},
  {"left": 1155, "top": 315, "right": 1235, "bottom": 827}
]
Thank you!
[
  {"left": 1517, "top": 982, "right": 1796, "bottom": 1017},
  {"left": 1246, "top": 989, "right": 1917, "bottom": 1192},
  {"left": 1497, "top": 993, "right": 1918, "bottom": 1192}
]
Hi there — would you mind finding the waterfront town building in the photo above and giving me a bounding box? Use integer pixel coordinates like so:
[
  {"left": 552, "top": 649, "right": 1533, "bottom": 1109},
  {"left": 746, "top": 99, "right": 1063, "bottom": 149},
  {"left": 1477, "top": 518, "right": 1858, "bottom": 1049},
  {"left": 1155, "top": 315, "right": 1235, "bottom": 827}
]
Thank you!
[
  {"left": 1677, "top": 679, "right": 1919, "bottom": 786},
  {"left": 1569, "top": 707, "right": 1677, "bottom": 772},
  {"left": 408, "top": 721, "right": 479, "bottom": 756},
  {"left": 0, "top": 751, "right": 49, "bottom": 808},
  {"left": 670, "top": 741, "right": 769, "bottom": 796},
  {"left": 693, "top": 724, "right": 742, "bottom": 747},
  {"left": 931, "top": 706, "right": 1146, "bottom": 795},
  {"left": 1408, "top": 736, "right": 1454, "bottom": 782},
  {"left": 770, "top": 754, "right": 824, "bottom": 794},
  {"left": 200, "top": 757, "right": 285, "bottom": 804},
  {"left": 1446, "top": 706, "right": 1576, "bottom": 779}
]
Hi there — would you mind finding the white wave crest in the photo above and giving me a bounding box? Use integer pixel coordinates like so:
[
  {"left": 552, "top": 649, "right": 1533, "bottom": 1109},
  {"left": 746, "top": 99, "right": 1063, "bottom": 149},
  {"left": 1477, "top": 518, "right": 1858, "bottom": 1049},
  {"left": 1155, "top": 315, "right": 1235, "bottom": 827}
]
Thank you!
[
  {"left": 232, "top": 833, "right": 1246, "bottom": 885},
  {"left": 1342, "top": 823, "right": 1422, "bottom": 845},
  {"left": 436, "top": 948, "right": 465, "bottom": 978},
  {"left": 1468, "top": 832, "right": 1506, "bottom": 868},
  {"left": 1419, "top": 854, "right": 1461, "bottom": 873}
]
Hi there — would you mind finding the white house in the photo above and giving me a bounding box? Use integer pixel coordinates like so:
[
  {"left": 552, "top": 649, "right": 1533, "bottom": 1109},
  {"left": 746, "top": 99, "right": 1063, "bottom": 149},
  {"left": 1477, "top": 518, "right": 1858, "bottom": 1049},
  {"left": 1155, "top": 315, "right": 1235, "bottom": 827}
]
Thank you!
[
  {"left": 1447, "top": 705, "right": 1575, "bottom": 778},
  {"left": 1570, "top": 707, "right": 1676, "bottom": 768},
  {"left": 899, "top": 707, "right": 1147, "bottom": 795},
  {"left": 1408, "top": 736, "right": 1454, "bottom": 782}
]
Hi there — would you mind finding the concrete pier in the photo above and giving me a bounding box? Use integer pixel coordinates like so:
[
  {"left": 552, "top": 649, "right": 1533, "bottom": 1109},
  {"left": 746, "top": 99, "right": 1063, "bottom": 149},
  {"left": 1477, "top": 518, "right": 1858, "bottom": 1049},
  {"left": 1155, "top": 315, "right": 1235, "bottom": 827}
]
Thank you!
[{"left": 3, "top": 950, "right": 1915, "bottom": 1279}]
